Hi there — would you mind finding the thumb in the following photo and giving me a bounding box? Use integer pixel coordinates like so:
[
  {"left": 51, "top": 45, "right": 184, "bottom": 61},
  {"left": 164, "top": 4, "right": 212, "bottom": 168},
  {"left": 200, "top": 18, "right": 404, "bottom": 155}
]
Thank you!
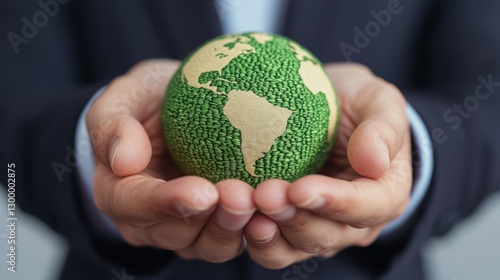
[
  {"left": 89, "top": 114, "right": 152, "bottom": 177},
  {"left": 86, "top": 60, "right": 180, "bottom": 176},
  {"left": 86, "top": 75, "right": 156, "bottom": 177},
  {"left": 346, "top": 82, "right": 408, "bottom": 179},
  {"left": 347, "top": 119, "right": 394, "bottom": 179}
]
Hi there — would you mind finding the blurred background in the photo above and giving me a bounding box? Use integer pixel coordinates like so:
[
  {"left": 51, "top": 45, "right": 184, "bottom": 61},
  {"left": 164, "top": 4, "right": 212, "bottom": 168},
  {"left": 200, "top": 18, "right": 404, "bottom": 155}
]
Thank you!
[{"left": 0, "top": 185, "right": 499, "bottom": 280}]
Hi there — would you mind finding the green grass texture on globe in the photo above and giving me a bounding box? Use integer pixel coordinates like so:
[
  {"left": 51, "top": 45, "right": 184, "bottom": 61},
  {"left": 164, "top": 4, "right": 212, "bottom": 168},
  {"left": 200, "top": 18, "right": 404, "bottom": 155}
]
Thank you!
[{"left": 162, "top": 32, "right": 339, "bottom": 187}]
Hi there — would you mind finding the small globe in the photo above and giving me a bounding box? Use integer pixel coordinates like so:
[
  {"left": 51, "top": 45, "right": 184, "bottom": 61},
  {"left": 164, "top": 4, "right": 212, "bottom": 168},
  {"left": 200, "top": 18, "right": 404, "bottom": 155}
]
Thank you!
[{"left": 162, "top": 33, "right": 339, "bottom": 187}]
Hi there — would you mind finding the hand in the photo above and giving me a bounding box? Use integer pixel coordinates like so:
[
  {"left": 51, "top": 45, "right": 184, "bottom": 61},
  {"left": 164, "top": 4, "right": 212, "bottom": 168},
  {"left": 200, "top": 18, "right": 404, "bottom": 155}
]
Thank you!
[
  {"left": 87, "top": 59, "right": 256, "bottom": 262},
  {"left": 244, "top": 63, "right": 413, "bottom": 269}
]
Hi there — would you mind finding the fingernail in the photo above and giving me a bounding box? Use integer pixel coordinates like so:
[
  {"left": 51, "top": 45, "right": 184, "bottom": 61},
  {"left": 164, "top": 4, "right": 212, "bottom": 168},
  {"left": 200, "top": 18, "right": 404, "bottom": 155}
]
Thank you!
[
  {"left": 174, "top": 201, "right": 213, "bottom": 218},
  {"left": 251, "top": 229, "right": 276, "bottom": 244},
  {"left": 265, "top": 205, "right": 296, "bottom": 222},
  {"left": 299, "top": 195, "right": 326, "bottom": 210},
  {"left": 377, "top": 138, "right": 390, "bottom": 166},
  {"left": 108, "top": 136, "right": 120, "bottom": 171},
  {"left": 215, "top": 206, "right": 255, "bottom": 231}
]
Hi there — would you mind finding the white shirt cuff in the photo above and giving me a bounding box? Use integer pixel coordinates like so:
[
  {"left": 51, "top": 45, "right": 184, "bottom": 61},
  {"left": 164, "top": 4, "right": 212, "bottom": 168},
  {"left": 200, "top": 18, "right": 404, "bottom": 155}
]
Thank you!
[{"left": 380, "top": 103, "right": 434, "bottom": 237}]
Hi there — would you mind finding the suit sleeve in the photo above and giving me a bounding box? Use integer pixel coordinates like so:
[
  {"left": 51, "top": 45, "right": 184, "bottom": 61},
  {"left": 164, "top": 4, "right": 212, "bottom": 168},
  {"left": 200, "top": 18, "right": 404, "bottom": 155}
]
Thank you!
[
  {"left": 407, "top": 0, "right": 500, "bottom": 236},
  {"left": 0, "top": 3, "right": 177, "bottom": 277},
  {"left": 0, "top": 88, "right": 177, "bottom": 274},
  {"left": 382, "top": 0, "right": 500, "bottom": 277}
]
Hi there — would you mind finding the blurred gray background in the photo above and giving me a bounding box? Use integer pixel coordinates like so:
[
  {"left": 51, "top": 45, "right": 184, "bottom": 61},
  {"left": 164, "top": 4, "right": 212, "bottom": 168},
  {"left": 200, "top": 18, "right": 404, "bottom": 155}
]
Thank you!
[{"left": 0, "top": 186, "right": 499, "bottom": 280}]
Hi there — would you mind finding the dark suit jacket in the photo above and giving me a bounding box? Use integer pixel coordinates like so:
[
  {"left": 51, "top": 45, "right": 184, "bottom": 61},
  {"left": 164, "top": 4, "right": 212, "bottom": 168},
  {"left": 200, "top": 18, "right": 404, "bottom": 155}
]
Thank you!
[{"left": 1, "top": 1, "right": 500, "bottom": 279}]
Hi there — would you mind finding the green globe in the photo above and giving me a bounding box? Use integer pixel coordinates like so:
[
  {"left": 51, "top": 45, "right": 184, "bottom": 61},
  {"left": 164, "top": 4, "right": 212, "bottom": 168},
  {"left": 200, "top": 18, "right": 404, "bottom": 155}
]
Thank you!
[{"left": 162, "top": 33, "right": 339, "bottom": 187}]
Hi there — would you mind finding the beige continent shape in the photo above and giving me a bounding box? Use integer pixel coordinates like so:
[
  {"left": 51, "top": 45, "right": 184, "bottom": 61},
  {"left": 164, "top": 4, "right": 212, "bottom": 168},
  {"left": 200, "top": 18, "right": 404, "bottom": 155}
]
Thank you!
[
  {"left": 250, "top": 33, "right": 273, "bottom": 45},
  {"left": 182, "top": 35, "right": 255, "bottom": 93},
  {"left": 289, "top": 42, "right": 338, "bottom": 141},
  {"left": 224, "top": 90, "right": 292, "bottom": 176}
]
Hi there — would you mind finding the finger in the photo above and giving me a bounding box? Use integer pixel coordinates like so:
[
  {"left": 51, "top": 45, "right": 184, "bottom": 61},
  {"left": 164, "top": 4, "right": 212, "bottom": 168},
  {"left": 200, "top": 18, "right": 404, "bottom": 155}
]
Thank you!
[
  {"left": 254, "top": 179, "right": 296, "bottom": 222},
  {"left": 272, "top": 208, "right": 377, "bottom": 254},
  {"left": 245, "top": 213, "right": 310, "bottom": 270},
  {"left": 288, "top": 171, "right": 411, "bottom": 228},
  {"left": 325, "top": 63, "right": 373, "bottom": 91},
  {"left": 347, "top": 80, "right": 408, "bottom": 178},
  {"left": 192, "top": 179, "right": 256, "bottom": 262},
  {"left": 94, "top": 174, "right": 218, "bottom": 251},
  {"left": 94, "top": 172, "right": 218, "bottom": 228},
  {"left": 91, "top": 59, "right": 178, "bottom": 121},
  {"left": 254, "top": 180, "right": 372, "bottom": 254}
]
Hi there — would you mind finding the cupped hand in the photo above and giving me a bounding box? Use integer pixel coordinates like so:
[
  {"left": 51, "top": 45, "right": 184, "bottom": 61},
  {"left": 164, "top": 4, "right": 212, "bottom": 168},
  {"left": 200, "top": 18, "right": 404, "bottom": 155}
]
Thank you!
[
  {"left": 87, "top": 59, "right": 256, "bottom": 263},
  {"left": 245, "top": 63, "right": 413, "bottom": 269}
]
